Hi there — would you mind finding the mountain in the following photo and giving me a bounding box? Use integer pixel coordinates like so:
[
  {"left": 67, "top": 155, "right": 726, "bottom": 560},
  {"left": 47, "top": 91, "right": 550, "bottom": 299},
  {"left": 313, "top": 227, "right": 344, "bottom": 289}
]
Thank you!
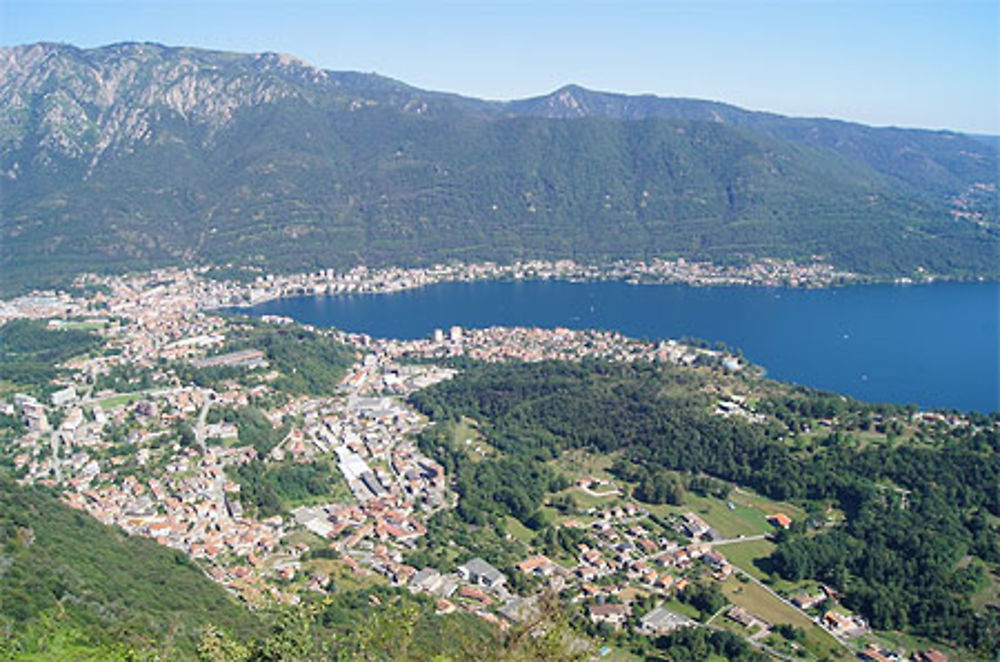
[
  {"left": 1, "top": 42, "right": 997, "bottom": 294},
  {"left": 506, "top": 84, "right": 997, "bottom": 197}
]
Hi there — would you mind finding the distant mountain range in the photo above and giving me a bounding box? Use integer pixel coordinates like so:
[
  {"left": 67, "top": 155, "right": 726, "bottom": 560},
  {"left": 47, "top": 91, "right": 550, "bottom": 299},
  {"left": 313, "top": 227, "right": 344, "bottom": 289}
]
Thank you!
[{"left": 1, "top": 42, "right": 997, "bottom": 293}]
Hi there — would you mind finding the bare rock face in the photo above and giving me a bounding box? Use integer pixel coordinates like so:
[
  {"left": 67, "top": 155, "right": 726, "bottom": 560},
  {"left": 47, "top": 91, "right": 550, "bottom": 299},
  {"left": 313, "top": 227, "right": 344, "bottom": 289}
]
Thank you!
[{"left": 0, "top": 43, "right": 322, "bottom": 167}]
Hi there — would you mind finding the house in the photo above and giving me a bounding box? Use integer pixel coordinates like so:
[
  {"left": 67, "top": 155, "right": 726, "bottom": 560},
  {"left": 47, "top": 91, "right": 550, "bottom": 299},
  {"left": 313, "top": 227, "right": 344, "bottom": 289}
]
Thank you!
[
  {"left": 792, "top": 590, "right": 826, "bottom": 610},
  {"left": 458, "top": 585, "right": 493, "bottom": 605},
  {"left": 435, "top": 598, "right": 456, "bottom": 615},
  {"left": 768, "top": 513, "right": 793, "bottom": 529},
  {"left": 458, "top": 558, "right": 506, "bottom": 589},
  {"left": 654, "top": 573, "right": 675, "bottom": 590},
  {"left": 50, "top": 386, "right": 77, "bottom": 407},
  {"left": 914, "top": 651, "right": 949, "bottom": 662},
  {"left": 727, "top": 606, "right": 767, "bottom": 629},
  {"left": 681, "top": 512, "right": 711, "bottom": 538},
  {"left": 588, "top": 603, "right": 630, "bottom": 628},
  {"left": 858, "top": 644, "right": 899, "bottom": 662},
  {"left": 516, "top": 555, "right": 556, "bottom": 577},
  {"left": 409, "top": 567, "right": 444, "bottom": 594},
  {"left": 822, "top": 609, "right": 865, "bottom": 637},
  {"left": 639, "top": 606, "right": 694, "bottom": 635},
  {"left": 703, "top": 549, "right": 727, "bottom": 567}
]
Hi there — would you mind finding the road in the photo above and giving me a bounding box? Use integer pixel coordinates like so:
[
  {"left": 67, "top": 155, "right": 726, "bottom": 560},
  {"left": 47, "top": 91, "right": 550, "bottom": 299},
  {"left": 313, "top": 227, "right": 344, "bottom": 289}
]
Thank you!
[
  {"left": 194, "top": 396, "right": 211, "bottom": 453},
  {"left": 49, "top": 429, "right": 62, "bottom": 482},
  {"left": 707, "top": 533, "right": 769, "bottom": 547}
]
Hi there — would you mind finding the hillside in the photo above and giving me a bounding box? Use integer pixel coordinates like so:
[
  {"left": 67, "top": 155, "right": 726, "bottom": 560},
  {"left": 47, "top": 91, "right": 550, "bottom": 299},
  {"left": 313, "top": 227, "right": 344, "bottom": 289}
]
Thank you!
[
  {"left": 1, "top": 42, "right": 998, "bottom": 294},
  {"left": 0, "top": 477, "right": 260, "bottom": 659}
]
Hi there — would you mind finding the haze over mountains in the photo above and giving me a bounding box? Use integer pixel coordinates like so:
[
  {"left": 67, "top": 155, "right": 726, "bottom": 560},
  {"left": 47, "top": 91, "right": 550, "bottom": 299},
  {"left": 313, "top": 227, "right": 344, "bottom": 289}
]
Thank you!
[{"left": 1, "top": 42, "right": 997, "bottom": 293}]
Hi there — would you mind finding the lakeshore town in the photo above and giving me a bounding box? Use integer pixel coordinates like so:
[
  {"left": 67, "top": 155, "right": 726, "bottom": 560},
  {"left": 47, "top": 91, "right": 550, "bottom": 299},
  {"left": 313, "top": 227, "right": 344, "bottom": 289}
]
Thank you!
[{"left": 0, "top": 260, "right": 969, "bottom": 662}]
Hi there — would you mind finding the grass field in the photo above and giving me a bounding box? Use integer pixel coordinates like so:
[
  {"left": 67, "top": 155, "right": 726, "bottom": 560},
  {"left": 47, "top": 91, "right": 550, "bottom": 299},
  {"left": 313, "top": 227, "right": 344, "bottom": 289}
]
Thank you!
[
  {"left": 720, "top": 538, "right": 817, "bottom": 599},
  {"left": 720, "top": 576, "right": 848, "bottom": 661},
  {"left": 549, "top": 485, "right": 623, "bottom": 512},
  {"left": 450, "top": 417, "right": 498, "bottom": 461},
  {"left": 98, "top": 392, "right": 147, "bottom": 409},
  {"left": 729, "top": 487, "right": 807, "bottom": 522},
  {"left": 718, "top": 539, "right": 776, "bottom": 576},
  {"left": 659, "top": 597, "right": 703, "bottom": 621},
  {"left": 649, "top": 495, "right": 771, "bottom": 539},
  {"left": 970, "top": 563, "right": 1000, "bottom": 611},
  {"left": 505, "top": 515, "right": 536, "bottom": 545},
  {"left": 641, "top": 480, "right": 805, "bottom": 540},
  {"left": 548, "top": 448, "right": 617, "bottom": 481}
]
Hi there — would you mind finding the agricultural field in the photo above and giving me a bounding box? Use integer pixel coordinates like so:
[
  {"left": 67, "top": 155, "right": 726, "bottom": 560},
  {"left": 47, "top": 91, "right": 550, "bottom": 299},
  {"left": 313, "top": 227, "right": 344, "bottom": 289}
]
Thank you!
[{"left": 720, "top": 575, "right": 848, "bottom": 661}]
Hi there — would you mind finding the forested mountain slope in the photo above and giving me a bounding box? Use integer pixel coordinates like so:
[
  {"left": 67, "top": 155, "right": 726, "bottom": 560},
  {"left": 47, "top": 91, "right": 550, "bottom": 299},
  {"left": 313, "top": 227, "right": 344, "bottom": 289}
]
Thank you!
[
  {"left": 0, "top": 477, "right": 260, "bottom": 658},
  {"left": 1, "top": 42, "right": 997, "bottom": 293}
]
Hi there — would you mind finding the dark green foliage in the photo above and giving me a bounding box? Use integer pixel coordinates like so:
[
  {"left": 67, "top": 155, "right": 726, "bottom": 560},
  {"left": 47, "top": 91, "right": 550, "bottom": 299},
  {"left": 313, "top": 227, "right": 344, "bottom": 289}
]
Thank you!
[
  {"left": 3, "top": 43, "right": 998, "bottom": 295},
  {"left": 509, "top": 84, "right": 996, "bottom": 198},
  {"left": 170, "top": 361, "right": 248, "bottom": 390},
  {"left": 415, "top": 418, "right": 564, "bottom": 527},
  {"left": 0, "top": 319, "right": 101, "bottom": 393},
  {"left": 0, "top": 476, "right": 259, "bottom": 656},
  {"left": 229, "top": 460, "right": 337, "bottom": 518},
  {"left": 406, "top": 509, "right": 526, "bottom": 576},
  {"left": 652, "top": 626, "right": 768, "bottom": 662},
  {"left": 533, "top": 525, "right": 587, "bottom": 559},
  {"left": 629, "top": 467, "right": 686, "bottom": 505},
  {"left": 773, "top": 623, "right": 806, "bottom": 643},
  {"left": 93, "top": 361, "right": 155, "bottom": 393},
  {"left": 212, "top": 406, "right": 287, "bottom": 457},
  {"left": 220, "top": 322, "right": 356, "bottom": 396},
  {"left": 679, "top": 582, "right": 727, "bottom": 617}
]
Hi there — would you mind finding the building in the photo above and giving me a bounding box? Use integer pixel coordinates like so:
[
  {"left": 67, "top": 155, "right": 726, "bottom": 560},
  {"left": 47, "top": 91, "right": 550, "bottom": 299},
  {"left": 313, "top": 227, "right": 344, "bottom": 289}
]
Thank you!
[
  {"left": 409, "top": 567, "right": 444, "bottom": 594},
  {"left": 768, "top": 513, "right": 793, "bottom": 529},
  {"left": 681, "top": 512, "right": 711, "bottom": 538},
  {"left": 727, "top": 606, "right": 768, "bottom": 630},
  {"left": 791, "top": 590, "right": 826, "bottom": 610},
  {"left": 516, "top": 555, "right": 557, "bottom": 578},
  {"left": 588, "top": 603, "right": 630, "bottom": 628},
  {"left": 51, "top": 386, "right": 77, "bottom": 407},
  {"left": 639, "top": 606, "right": 694, "bottom": 635},
  {"left": 457, "top": 558, "right": 506, "bottom": 589}
]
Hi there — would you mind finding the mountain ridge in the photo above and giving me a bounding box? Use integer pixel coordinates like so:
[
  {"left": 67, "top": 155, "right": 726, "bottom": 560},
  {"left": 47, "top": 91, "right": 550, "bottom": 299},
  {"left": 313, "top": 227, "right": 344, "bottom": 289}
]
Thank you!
[{"left": 1, "top": 41, "right": 997, "bottom": 293}]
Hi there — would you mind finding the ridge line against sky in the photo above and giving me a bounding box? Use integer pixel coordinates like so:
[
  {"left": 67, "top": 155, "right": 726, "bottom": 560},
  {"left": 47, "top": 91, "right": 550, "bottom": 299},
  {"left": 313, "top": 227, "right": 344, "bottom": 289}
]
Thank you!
[{"left": 2, "top": 0, "right": 997, "bottom": 135}]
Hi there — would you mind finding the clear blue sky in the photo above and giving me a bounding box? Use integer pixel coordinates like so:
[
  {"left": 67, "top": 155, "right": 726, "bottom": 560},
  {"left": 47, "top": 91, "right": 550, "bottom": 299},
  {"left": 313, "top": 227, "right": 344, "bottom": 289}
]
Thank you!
[{"left": 2, "top": 0, "right": 997, "bottom": 134}]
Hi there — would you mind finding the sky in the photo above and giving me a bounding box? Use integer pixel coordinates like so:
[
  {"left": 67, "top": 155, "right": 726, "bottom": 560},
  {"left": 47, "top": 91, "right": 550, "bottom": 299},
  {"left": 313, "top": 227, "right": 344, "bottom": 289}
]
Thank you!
[{"left": 2, "top": 0, "right": 997, "bottom": 134}]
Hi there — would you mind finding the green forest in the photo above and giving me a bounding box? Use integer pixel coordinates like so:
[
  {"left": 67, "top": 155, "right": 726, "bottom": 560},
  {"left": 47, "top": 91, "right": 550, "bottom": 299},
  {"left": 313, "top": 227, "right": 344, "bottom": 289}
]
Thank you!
[
  {"left": 216, "top": 320, "right": 357, "bottom": 396},
  {"left": 0, "top": 320, "right": 103, "bottom": 396}
]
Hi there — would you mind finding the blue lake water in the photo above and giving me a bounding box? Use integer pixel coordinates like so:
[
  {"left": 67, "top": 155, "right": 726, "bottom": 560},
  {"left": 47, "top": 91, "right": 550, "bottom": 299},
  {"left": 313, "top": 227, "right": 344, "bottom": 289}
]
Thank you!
[{"left": 240, "top": 280, "right": 1000, "bottom": 412}]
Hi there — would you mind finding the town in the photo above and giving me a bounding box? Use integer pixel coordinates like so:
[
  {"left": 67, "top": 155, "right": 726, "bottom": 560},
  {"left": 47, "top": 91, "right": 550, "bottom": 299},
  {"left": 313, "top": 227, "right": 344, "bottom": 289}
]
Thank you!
[{"left": 0, "top": 255, "right": 860, "bottom": 326}]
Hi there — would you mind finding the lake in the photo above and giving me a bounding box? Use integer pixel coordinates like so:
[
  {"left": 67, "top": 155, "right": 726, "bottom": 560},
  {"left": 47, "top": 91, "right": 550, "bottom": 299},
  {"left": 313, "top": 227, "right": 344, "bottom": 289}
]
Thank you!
[{"left": 239, "top": 280, "right": 1000, "bottom": 412}]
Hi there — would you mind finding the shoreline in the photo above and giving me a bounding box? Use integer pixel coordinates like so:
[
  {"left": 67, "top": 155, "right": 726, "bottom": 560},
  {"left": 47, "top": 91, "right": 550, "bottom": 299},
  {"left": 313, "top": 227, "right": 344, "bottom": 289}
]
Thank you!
[
  {"left": 193, "top": 258, "right": 997, "bottom": 311},
  {"left": 3, "top": 257, "right": 997, "bottom": 319}
]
